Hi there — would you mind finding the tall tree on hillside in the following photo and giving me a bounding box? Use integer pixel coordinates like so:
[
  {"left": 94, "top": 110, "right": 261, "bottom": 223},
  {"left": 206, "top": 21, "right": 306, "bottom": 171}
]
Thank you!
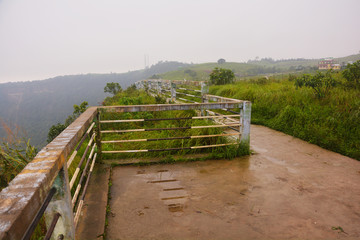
[
  {"left": 104, "top": 82, "right": 122, "bottom": 95},
  {"left": 217, "top": 58, "right": 226, "bottom": 64}
]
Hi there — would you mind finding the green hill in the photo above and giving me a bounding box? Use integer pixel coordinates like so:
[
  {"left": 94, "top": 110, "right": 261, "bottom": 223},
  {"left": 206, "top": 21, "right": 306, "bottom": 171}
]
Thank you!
[{"left": 158, "top": 54, "right": 360, "bottom": 81}]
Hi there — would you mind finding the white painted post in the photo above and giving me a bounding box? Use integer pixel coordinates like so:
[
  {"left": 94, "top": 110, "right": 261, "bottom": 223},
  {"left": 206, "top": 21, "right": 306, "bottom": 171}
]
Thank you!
[
  {"left": 158, "top": 81, "right": 162, "bottom": 94},
  {"left": 240, "top": 101, "right": 251, "bottom": 145},
  {"left": 171, "top": 81, "right": 176, "bottom": 102},
  {"left": 44, "top": 166, "right": 75, "bottom": 240},
  {"left": 201, "top": 81, "right": 209, "bottom": 103}
]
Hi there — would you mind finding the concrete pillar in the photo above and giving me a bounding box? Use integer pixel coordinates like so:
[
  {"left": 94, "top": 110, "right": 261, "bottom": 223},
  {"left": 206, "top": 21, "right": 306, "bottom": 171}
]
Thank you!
[
  {"left": 201, "top": 81, "right": 209, "bottom": 103},
  {"left": 158, "top": 81, "right": 162, "bottom": 94},
  {"left": 240, "top": 101, "right": 251, "bottom": 145},
  {"left": 171, "top": 82, "right": 176, "bottom": 102},
  {"left": 44, "top": 167, "right": 75, "bottom": 240}
]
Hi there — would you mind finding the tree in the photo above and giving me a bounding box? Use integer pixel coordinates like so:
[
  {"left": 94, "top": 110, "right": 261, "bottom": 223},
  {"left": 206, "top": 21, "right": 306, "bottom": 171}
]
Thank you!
[
  {"left": 295, "top": 70, "right": 336, "bottom": 98},
  {"left": 104, "top": 82, "right": 122, "bottom": 95},
  {"left": 209, "top": 67, "right": 235, "bottom": 85},
  {"left": 47, "top": 101, "right": 88, "bottom": 143},
  {"left": 217, "top": 58, "right": 226, "bottom": 64},
  {"left": 342, "top": 60, "right": 360, "bottom": 89},
  {"left": 47, "top": 123, "right": 66, "bottom": 143}
]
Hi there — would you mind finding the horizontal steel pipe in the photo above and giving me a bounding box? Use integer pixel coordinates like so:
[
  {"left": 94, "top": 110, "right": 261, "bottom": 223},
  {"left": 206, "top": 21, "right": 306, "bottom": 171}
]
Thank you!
[
  {"left": 99, "top": 102, "right": 243, "bottom": 113},
  {"left": 101, "top": 133, "right": 239, "bottom": 144},
  {"left": 102, "top": 143, "right": 238, "bottom": 154},
  {"left": 100, "top": 115, "right": 240, "bottom": 124},
  {"left": 101, "top": 124, "right": 240, "bottom": 134}
]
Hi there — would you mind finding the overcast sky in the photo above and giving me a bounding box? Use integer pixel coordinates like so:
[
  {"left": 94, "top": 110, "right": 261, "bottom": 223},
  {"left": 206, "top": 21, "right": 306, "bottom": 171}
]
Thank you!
[{"left": 0, "top": 0, "right": 359, "bottom": 83}]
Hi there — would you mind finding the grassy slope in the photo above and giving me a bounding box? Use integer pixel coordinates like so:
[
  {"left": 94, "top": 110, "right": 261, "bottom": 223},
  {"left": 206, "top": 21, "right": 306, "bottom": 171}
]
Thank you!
[
  {"left": 159, "top": 54, "right": 360, "bottom": 81},
  {"left": 210, "top": 78, "right": 360, "bottom": 160}
]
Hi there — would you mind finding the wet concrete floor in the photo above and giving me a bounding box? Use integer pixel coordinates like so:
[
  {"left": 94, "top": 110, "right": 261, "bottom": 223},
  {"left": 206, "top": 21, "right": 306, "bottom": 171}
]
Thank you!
[{"left": 107, "top": 125, "right": 360, "bottom": 240}]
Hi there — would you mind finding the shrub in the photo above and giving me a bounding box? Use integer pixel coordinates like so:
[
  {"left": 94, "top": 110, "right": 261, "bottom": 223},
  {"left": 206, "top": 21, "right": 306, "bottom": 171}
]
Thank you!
[{"left": 209, "top": 67, "right": 235, "bottom": 85}]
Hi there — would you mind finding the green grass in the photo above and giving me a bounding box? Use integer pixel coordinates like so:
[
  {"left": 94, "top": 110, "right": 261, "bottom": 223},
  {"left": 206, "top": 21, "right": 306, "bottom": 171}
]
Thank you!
[
  {"left": 210, "top": 77, "right": 360, "bottom": 160},
  {"left": 100, "top": 88, "right": 248, "bottom": 161}
]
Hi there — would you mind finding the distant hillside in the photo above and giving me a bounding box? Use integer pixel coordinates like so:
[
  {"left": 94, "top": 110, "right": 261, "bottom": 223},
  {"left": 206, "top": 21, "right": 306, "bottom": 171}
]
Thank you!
[
  {"left": 0, "top": 61, "right": 190, "bottom": 148},
  {"left": 158, "top": 54, "right": 360, "bottom": 81}
]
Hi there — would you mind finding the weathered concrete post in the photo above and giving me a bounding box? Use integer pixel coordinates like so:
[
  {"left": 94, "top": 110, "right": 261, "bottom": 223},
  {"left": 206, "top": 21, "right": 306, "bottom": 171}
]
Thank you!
[
  {"left": 147, "top": 80, "right": 151, "bottom": 92},
  {"left": 240, "top": 101, "right": 251, "bottom": 145},
  {"left": 171, "top": 81, "right": 176, "bottom": 102},
  {"left": 44, "top": 167, "right": 75, "bottom": 240},
  {"left": 201, "top": 81, "right": 209, "bottom": 103},
  {"left": 157, "top": 81, "right": 162, "bottom": 94}
]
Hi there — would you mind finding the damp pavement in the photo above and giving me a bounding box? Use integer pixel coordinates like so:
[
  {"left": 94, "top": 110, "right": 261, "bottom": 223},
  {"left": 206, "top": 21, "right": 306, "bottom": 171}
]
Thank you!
[{"left": 104, "top": 125, "right": 360, "bottom": 240}]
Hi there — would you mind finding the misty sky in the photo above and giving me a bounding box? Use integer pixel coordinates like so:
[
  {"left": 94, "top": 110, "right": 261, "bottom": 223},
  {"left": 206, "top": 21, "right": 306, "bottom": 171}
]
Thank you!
[{"left": 0, "top": 0, "right": 359, "bottom": 83}]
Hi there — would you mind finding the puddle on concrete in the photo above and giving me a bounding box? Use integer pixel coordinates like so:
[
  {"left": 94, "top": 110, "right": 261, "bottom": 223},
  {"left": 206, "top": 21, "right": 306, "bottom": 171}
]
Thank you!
[{"left": 168, "top": 203, "right": 184, "bottom": 212}]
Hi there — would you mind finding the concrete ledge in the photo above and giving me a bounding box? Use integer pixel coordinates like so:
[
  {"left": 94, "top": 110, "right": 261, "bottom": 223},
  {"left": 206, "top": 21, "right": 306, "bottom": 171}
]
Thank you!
[{"left": 0, "top": 107, "right": 98, "bottom": 239}]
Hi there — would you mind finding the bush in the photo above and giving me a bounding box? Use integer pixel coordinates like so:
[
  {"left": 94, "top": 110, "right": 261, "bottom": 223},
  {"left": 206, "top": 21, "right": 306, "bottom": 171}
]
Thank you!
[
  {"left": 295, "top": 70, "right": 336, "bottom": 98},
  {"left": 342, "top": 60, "right": 360, "bottom": 89},
  {"left": 209, "top": 67, "right": 235, "bottom": 85}
]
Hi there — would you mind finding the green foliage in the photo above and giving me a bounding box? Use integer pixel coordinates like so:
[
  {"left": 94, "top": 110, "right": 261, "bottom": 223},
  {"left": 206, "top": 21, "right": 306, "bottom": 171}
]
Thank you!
[
  {"left": 104, "top": 82, "right": 122, "bottom": 95},
  {"left": 101, "top": 87, "right": 248, "bottom": 161},
  {"left": 47, "top": 101, "right": 88, "bottom": 143},
  {"left": 47, "top": 123, "right": 66, "bottom": 143},
  {"left": 342, "top": 60, "right": 360, "bottom": 89},
  {"left": 210, "top": 76, "right": 360, "bottom": 161},
  {"left": 294, "top": 71, "right": 337, "bottom": 98},
  {"left": 288, "top": 74, "right": 297, "bottom": 81},
  {"left": 0, "top": 138, "right": 37, "bottom": 190},
  {"left": 209, "top": 67, "right": 235, "bottom": 85}
]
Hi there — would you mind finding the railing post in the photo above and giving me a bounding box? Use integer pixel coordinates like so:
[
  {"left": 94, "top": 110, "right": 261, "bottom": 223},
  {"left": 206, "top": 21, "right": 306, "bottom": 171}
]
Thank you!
[
  {"left": 240, "top": 101, "right": 251, "bottom": 145},
  {"left": 171, "top": 81, "right": 176, "bottom": 102},
  {"left": 201, "top": 81, "right": 208, "bottom": 103},
  {"left": 96, "top": 111, "right": 102, "bottom": 161},
  {"left": 201, "top": 82, "right": 209, "bottom": 116},
  {"left": 158, "top": 81, "right": 162, "bottom": 94},
  {"left": 44, "top": 167, "right": 75, "bottom": 240}
]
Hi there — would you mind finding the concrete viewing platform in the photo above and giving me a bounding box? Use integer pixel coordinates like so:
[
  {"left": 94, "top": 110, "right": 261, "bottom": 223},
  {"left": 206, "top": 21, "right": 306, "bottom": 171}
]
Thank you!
[{"left": 77, "top": 125, "right": 360, "bottom": 240}]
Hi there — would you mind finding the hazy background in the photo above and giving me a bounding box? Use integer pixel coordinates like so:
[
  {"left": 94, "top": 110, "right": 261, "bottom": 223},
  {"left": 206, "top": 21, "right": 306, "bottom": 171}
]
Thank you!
[{"left": 1, "top": 0, "right": 359, "bottom": 83}]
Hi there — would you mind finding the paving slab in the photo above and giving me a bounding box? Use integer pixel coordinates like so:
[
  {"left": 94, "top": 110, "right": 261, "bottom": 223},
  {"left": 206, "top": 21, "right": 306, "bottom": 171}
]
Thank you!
[{"left": 107, "top": 125, "right": 360, "bottom": 240}]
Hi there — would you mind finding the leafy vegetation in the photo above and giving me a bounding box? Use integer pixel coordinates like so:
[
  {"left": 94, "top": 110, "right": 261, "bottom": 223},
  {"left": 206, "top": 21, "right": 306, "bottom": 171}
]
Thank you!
[
  {"left": 0, "top": 122, "right": 37, "bottom": 190},
  {"left": 104, "top": 82, "right": 122, "bottom": 95},
  {"left": 294, "top": 70, "right": 337, "bottom": 98},
  {"left": 101, "top": 87, "right": 247, "bottom": 161},
  {"left": 209, "top": 68, "right": 235, "bottom": 85},
  {"left": 342, "top": 60, "right": 360, "bottom": 89},
  {"left": 47, "top": 102, "right": 89, "bottom": 143},
  {"left": 210, "top": 68, "right": 360, "bottom": 160}
]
